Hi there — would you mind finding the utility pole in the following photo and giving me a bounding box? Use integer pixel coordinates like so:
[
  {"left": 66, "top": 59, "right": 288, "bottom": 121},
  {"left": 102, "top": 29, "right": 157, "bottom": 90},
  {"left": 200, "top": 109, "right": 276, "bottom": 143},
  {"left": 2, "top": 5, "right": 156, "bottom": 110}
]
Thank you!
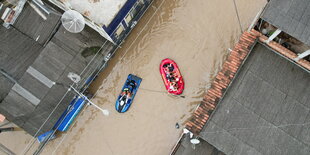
[{"left": 233, "top": 0, "right": 243, "bottom": 33}]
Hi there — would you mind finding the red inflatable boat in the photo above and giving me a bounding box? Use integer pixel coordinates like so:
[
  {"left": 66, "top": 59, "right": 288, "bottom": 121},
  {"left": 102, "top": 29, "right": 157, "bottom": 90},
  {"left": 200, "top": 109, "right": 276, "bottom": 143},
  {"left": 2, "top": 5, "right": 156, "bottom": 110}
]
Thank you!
[{"left": 160, "top": 58, "right": 184, "bottom": 95}]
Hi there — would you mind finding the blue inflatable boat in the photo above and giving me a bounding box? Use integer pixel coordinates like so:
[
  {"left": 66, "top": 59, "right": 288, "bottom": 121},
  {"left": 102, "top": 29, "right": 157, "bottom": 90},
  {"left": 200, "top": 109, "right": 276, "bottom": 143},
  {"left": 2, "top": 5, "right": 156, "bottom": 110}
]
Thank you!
[{"left": 115, "top": 74, "right": 142, "bottom": 113}]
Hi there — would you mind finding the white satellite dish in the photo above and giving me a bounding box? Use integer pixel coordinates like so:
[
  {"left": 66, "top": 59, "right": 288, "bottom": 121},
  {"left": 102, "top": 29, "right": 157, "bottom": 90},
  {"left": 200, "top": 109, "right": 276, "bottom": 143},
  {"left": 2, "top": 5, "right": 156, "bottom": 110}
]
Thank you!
[
  {"left": 190, "top": 138, "right": 200, "bottom": 145},
  {"left": 61, "top": 10, "right": 85, "bottom": 33},
  {"left": 67, "top": 72, "right": 81, "bottom": 83}
]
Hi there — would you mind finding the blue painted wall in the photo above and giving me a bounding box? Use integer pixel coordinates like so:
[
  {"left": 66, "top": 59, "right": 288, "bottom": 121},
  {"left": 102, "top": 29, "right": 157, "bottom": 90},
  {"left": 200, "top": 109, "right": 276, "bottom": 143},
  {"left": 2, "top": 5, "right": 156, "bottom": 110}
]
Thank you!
[{"left": 102, "top": 0, "right": 138, "bottom": 35}]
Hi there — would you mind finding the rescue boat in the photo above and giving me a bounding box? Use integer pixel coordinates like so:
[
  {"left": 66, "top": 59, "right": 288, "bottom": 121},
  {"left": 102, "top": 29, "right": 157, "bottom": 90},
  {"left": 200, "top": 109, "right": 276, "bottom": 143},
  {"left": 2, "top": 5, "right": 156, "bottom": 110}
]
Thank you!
[
  {"left": 160, "top": 58, "right": 184, "bottom": 95},
  {"left": 115, "top": 74, "right": 142, "bottom": 113}
]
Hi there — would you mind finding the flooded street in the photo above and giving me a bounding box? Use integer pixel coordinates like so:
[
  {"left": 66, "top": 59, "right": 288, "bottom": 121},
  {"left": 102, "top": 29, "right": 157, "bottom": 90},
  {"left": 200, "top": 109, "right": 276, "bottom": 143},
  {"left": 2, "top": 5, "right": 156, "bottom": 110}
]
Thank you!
[{"left": 42, "top": 0, "right": 266, "bottom": 154}]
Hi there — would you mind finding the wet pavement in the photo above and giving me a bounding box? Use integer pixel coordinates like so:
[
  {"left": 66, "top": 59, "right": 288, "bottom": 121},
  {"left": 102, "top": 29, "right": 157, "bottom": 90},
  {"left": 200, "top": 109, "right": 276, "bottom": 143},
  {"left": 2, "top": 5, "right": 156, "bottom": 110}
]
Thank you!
[{"left": 36, "top": 0, "right": 267, "bottom": 154}]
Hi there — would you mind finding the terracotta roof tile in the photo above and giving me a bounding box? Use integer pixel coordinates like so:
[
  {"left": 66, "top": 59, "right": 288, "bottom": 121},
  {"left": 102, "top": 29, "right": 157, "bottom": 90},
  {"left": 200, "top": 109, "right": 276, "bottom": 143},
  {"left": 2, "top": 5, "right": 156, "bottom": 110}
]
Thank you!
[
  {"left": 185, "top": 31, "right": 257, "bottom": 135},
  {"left": 185, "top": 29, "right": 310, "bottom": 136}
]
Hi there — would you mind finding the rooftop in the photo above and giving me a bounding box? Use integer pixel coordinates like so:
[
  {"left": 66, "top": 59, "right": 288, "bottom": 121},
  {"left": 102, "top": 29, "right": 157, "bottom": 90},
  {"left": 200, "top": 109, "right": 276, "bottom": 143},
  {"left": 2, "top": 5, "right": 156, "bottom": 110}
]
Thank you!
[
  {"left": 0, "top": 3, "right": 113, "bottom": 136},
  {"left": 201, "top": 42, "right": 310, "bottom": 155},
  {"left": 261, "top": 0, "right": 310, "bottom": 46},
  {"left": 62, "top": 0, "right": 127, "bottom": 26},
  {"left": 185, "top": 30, "right": 310, "bottom": 155},
  {"left": 173, "top": 133, "right": 225, "bottom": 155}
]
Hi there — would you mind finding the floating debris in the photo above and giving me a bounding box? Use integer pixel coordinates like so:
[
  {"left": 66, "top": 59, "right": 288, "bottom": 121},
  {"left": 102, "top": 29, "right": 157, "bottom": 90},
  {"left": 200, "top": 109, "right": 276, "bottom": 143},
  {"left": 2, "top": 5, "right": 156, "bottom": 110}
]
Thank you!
[{"left": 175, "top": 123, "right": 180, "bottom": 129}]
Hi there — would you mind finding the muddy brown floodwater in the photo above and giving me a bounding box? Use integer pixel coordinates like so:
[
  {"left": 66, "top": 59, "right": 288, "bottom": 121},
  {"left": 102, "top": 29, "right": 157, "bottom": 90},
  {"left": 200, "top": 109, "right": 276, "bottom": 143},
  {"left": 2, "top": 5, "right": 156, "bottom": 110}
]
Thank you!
[{"left": 42, "top": 0, "right": 266, "bottom": 154}]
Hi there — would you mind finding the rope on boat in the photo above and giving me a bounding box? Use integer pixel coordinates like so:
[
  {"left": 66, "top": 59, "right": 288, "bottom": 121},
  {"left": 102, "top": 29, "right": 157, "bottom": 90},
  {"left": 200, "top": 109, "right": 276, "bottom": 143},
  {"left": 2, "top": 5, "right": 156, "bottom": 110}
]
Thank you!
[{"left": 140, "top": 88, "right": 185, "bottom": 98}]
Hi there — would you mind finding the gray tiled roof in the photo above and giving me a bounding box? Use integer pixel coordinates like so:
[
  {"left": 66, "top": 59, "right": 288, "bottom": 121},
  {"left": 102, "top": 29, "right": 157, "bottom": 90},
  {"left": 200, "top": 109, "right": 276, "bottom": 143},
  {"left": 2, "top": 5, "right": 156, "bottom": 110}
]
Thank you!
[
  {"left": 0, "top": 3, "right": 113, "bottom": 136},
  {"left": 14, "top": 4, "right": 61, "bottom": 45},
  {"left": 174, "top": 134, "right": 225, "bottom": 155},
  {"left": 200, "top": 42, "right": 310, "bottom": 155},
  {"left": 262, "top": 0, "right": 310, "bottom": 46}
]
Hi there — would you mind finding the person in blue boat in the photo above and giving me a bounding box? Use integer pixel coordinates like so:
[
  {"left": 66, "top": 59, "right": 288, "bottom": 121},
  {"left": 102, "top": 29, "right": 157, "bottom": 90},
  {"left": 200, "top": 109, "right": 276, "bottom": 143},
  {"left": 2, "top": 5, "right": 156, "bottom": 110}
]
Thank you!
[
  {"left": 119, "top": 80, "right": 137, "bottom": 105},
  {"left": 116, "top": 74, "right": 142, "bottom": 113},
  {"left": 120, "top": 88, "right": 131, "bottom": 106},
  {"left": 126, "top": 80, "right": 137, "bottom": 92}
]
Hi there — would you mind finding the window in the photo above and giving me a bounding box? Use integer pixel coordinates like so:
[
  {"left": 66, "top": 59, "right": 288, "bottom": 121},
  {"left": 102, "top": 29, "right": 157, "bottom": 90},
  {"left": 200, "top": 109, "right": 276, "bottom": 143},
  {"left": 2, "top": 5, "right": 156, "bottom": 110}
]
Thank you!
[
  {"left": 131, "top": 1, "right": 145, "bottom": 17},
  {"left": 130, "top": 3, "right": 138, "bottom": 17},
  {"left": 125, "top": 13, "right": 132, "bottom": 25},
  {"left": 115, "top": 24, "right": 124, "bottom": 39}
]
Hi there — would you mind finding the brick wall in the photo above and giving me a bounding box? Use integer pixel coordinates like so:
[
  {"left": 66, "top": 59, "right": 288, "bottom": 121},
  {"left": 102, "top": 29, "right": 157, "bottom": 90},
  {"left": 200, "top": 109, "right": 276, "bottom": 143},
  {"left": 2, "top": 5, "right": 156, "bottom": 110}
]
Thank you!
[{"left": 185, "top": 31, "right": 257, "bottom": 135}]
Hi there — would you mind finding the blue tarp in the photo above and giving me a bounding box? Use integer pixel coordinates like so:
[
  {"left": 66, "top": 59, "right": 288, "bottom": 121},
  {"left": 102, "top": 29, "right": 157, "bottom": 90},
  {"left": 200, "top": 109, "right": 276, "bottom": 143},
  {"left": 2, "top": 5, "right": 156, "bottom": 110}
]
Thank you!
[
  {"left": 37, "top": 130, "right": 56, "bottom": 143},
  {"left": 56, "top": 97, "right": 86, "bottom": 132}
]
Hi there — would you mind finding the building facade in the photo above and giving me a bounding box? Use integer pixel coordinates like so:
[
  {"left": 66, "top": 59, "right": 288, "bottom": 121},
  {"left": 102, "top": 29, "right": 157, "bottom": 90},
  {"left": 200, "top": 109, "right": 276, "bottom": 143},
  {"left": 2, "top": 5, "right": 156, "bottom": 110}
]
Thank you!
[
  {"left": 48, "top": 0, "right": 153, "bottom": 45},
  {"left": 103, "top": 0, "right": 152, "bottom": 44}
]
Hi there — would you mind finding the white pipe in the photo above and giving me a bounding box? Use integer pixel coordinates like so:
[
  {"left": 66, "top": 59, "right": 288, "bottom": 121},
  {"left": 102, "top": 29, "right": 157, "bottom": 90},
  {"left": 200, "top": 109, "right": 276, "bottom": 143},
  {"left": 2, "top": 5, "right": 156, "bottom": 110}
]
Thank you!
[
  {"left": 28, "top": 1, "right": 47, "bottom": 20},
  {"left": 265, "top": 29, "right": 282, "bottom": 43},
  {"left": 294, "top": 49, "right": 310, "bottom": 61},
  {"left": 32, "top": 0, "right": 50, "bottom": 15}
]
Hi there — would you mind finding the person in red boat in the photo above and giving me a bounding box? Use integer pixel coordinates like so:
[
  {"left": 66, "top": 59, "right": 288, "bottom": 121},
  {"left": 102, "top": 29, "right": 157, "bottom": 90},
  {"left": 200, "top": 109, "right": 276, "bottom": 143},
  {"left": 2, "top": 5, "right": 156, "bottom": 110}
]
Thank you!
[
  {"left": 163, "top": 63, "right": 174, "bottom": 73},
  {"left": 167, "top": 63, "right": 174, "bottom": 72},
  {"left": 172, "top": 72, "right": 179, "bottom": 82},
  {"left": 167, "top": 73, "right": 176, "bottom": 82},
  {"left": 168, "top": 72, "right": 180, "bottom": 83},
  {"left": 163, "top": 64, "right": 169, "bottom": 74},
  {"left": 163, "top": 64, "right": 173, "bottom": 80},
  {"left": 169, "top": 82, "right": 178, "bottom": 91},
  {"left": 164, "top": 63, "right": 179, "bottom": 83}
]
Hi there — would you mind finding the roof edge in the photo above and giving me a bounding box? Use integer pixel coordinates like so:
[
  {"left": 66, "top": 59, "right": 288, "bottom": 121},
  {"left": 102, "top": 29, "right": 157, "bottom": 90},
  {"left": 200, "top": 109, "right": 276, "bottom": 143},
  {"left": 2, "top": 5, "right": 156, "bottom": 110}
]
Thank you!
[
  {"left": 185, "top": 29, "right": 310, "bottom": 135},
  {"left": 185, "top": 30, "right": 258, "bottom": 135},
  {"left": 250, "top": 30, "right": 310, "bottom": 71}
]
